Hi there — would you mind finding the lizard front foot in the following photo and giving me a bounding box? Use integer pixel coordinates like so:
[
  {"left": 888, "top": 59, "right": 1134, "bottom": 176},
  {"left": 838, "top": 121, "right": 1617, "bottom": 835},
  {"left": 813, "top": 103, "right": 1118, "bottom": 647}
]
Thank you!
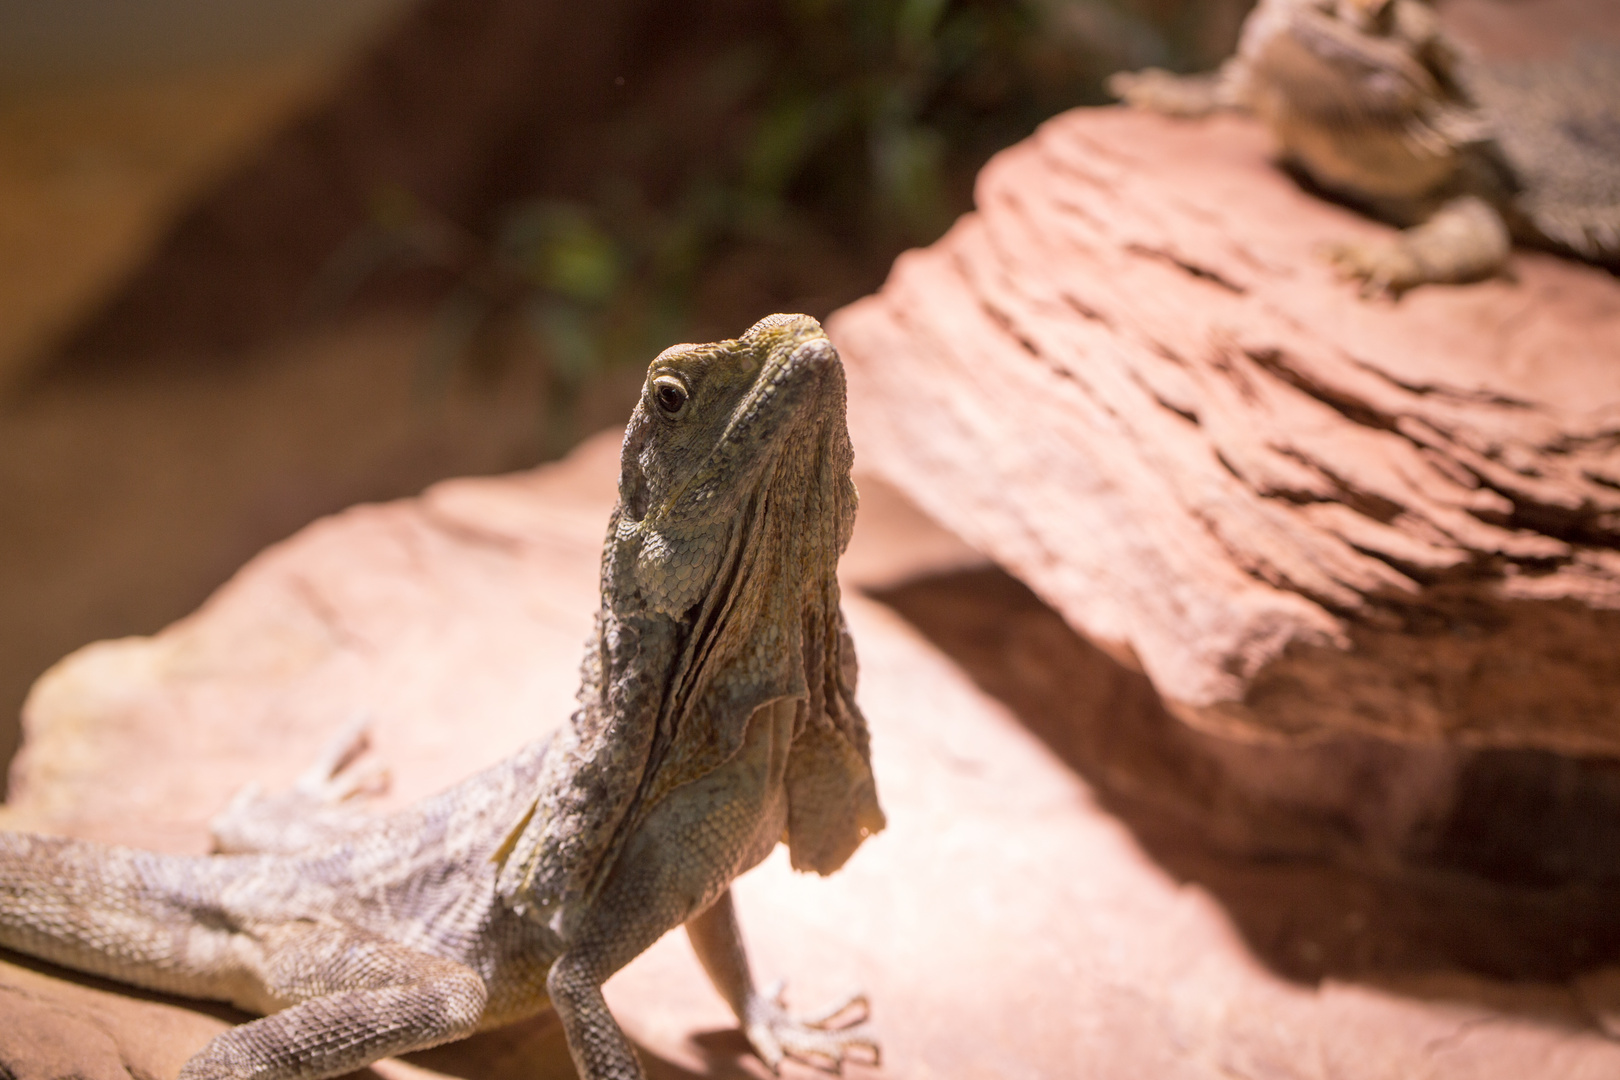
[
  {"left": 743, "top": 981, "right": 879, "bottom": 1074},
  {"left": 1321, "top": 236, "right": 1424, "bottom": 298},
  {"left": 1106, "top": 68, "right": 1224, "bottom": 118},
  {"left": 1322, "top": 196, "right": 1512, "bottom": 298}
]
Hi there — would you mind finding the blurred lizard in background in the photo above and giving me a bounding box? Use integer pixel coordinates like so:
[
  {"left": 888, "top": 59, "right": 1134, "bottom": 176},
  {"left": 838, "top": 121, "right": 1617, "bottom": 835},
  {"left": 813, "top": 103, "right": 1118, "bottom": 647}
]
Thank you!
[
  {"left": 0, "top": 314, "right": 885, "bottom": 1080},
  {"left": 1109, "top": 0, "right": 1620, "bottom": 295}
]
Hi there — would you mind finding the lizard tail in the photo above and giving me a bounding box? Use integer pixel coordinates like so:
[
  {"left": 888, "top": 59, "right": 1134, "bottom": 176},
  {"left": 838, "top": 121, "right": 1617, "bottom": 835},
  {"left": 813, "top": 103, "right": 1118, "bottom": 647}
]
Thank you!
[{"left": 0, "top": 830, "right": 260, "bottom": 1004}]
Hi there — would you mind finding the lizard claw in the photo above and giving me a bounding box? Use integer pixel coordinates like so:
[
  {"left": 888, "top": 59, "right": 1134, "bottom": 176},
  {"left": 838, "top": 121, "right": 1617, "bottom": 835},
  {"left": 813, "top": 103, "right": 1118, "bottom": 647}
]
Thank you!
[
  {"left": 743, "top": 981, "right": 880, "bottom": 1075},
  {"left": 293, "top": 714, "right": 391, "bottom": 803}
]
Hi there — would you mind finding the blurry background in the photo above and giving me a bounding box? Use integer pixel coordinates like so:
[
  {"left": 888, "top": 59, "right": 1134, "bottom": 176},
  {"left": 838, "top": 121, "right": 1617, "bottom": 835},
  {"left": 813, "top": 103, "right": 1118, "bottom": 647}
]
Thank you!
[{"left": 0, "top": 0, "right": 1258, "bottom": 793}]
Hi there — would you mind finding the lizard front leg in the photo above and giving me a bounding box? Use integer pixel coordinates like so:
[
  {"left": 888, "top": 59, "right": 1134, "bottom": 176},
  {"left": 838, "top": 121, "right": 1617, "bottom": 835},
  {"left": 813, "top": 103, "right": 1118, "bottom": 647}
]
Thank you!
[
  {"left": 1323, "top": 194, "right": 1512, "bottom": 296},
  {"left": 539, "top": 790, "right": 742, "bottom": 1080},
  {"left": 687, "top": 889, "right": 878, "bottom": 1073},
  {"left": 547, "top": 887, "right": 877, "bottom": 1080},
  {"left": 543, "top": 695, "right": 879, "bottom": 1079}
]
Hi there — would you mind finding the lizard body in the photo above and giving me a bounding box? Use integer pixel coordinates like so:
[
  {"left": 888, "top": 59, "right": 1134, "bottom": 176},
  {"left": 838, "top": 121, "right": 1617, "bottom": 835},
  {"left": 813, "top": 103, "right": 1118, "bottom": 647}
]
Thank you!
[
  {"left": 1109, "top": 0, "right": 1620, "bottom": 294},
  {"left": 0, "top": 313, "right": 884, "bottom": 1080}
]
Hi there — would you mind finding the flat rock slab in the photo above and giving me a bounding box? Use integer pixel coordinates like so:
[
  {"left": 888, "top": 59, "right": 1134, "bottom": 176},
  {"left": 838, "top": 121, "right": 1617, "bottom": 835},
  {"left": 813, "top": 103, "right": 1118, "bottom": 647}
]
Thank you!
[
  {"left": 6, "top": 429, "right": 1620, "bottom": 1078},
  {"left": 828, "top": 106, "right": 1620, "bottom": 756}
]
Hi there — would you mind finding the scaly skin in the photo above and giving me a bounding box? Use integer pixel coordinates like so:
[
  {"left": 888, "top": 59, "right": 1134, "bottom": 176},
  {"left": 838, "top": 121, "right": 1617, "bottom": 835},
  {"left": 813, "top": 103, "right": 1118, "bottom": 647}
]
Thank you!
[
  {"left": 1109, "top": 0, "right": 1620, "bottom": 296},
  {"left": 0, "top": 314, "right": 884, "bottom": 1080}
]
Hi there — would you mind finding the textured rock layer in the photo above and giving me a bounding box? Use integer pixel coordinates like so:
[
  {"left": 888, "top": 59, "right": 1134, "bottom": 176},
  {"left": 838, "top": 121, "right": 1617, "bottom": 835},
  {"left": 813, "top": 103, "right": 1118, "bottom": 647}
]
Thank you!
[{"left": 829, "top": 105, "right": 1620, "bottom": 757}]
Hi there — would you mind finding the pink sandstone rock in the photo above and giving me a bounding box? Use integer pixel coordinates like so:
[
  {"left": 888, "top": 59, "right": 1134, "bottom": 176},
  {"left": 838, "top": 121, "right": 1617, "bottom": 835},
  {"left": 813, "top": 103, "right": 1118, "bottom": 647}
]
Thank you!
[
  {"left": 6, "top": 429, "right": 1620, "bottom": 1079},
  {"left": 827, "top": 105, "right": 1620, "bottom": 758}
]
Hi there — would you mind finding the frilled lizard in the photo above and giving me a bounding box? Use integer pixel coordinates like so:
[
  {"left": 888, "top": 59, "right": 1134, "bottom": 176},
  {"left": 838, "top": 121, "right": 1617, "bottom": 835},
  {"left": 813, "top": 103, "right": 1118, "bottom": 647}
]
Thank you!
[
  {"left": 0, "top": 314, "right": 886, "bottom": 1080},
  {"left": 1109, "top": 0, "right": 1620, "bottom": 295}
]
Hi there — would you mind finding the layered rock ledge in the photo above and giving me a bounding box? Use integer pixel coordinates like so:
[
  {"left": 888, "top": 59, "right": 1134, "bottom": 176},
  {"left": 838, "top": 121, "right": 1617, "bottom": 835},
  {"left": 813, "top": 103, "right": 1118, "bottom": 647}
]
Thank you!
[{"left": 829, "top": 106, "right": 1620, "bottom": 759}]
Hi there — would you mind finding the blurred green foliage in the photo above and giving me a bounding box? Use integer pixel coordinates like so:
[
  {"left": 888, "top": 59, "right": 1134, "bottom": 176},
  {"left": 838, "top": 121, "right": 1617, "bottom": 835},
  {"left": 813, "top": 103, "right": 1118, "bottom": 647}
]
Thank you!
[{"left": 319, "top": 0, "right": 1233, "bottom": 450}]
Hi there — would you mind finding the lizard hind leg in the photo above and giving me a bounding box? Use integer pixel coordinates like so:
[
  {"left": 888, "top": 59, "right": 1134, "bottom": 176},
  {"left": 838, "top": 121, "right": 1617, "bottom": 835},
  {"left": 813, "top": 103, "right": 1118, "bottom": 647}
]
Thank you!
[
  {"left": 181, "top": 922, "right": 487, "bottom": 1080},
  {"left": 209, "top": 715, "right": 390, "bottom": 855}
]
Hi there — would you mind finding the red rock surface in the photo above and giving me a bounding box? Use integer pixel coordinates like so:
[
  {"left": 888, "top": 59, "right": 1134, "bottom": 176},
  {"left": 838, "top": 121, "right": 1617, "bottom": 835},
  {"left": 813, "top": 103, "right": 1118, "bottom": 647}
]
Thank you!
[
  {"left": 7, "top": 429, "right": 1620, "bottom": 1079},
  {"left": 828, "top": 106, "right": 1620, "bottom": 758}
]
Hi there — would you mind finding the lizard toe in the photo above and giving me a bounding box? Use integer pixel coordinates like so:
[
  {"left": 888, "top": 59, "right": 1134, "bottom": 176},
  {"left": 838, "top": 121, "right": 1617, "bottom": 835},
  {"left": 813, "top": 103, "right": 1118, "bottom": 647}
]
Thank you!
[
  {"left": 1320, "top": 238, "right": 1419, "bottom": 297},
  {"left": 744, "top": 984, "right": 880, "bottom": 1075}
]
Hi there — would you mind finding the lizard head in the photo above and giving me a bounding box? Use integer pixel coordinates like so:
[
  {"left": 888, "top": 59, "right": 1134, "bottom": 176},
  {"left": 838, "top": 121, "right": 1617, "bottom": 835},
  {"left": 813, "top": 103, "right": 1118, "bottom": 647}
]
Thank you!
[{"left": 613, "top": 312, "right": 857, "bottom": 619}]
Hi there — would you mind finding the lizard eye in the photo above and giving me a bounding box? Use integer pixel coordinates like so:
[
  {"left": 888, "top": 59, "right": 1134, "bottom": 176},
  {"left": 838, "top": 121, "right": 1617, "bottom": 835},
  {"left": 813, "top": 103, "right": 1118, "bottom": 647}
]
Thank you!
[{"left": 652, "top": 377, "right": 688, "bottom": 416}]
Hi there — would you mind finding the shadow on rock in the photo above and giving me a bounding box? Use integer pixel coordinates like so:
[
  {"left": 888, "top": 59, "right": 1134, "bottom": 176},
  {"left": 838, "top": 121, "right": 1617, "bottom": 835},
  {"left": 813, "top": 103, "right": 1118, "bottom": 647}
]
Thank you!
[{"left": 870, "top": 565, "right": 1620, "bottom": 985}]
